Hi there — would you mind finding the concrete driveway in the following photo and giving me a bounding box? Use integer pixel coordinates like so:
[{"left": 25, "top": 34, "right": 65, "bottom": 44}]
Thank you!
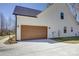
[{"left": 0, "top": 39, "right": 79, "bottom": 56}]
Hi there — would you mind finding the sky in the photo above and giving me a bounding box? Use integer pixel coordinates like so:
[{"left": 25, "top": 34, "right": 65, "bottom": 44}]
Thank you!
[
  {"left": 0, "top": 3, "right": 78, "bottom": 21},
  {"left": 0, "top": 3, "right": 47, "bottom": 30},
  {"left": 0, "top": 3, "right": 79, "bottom": 30},
  {"left": 0, "top": 3, "right": 47, "bottom": 20}
]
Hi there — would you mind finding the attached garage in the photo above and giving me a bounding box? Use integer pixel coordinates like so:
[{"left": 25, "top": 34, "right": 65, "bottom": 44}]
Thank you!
[{"left": 21, "top": 25, "right": 48, "bottom": 40}]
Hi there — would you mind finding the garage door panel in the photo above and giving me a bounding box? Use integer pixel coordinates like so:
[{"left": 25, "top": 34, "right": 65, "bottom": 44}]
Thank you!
[{"left": 21, "top": 25, "right": 47, "bottom": 40}]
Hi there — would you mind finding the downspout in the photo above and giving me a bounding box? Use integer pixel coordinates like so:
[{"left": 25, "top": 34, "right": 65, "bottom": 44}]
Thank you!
[{"left": 15, "top": 15, "right": 17, "bottom": 41}]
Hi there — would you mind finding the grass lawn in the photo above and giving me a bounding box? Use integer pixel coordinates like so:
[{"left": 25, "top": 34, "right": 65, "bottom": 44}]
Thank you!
[{"left": 53, "top": 36, "right": 79, "bottom": 44}]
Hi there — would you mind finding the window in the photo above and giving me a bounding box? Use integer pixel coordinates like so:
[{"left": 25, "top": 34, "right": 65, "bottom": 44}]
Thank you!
[
  {"left": 60, "top": 12, "right": 64, "bottom": 19},
  {"left": 71, "top": 27, "right": 73, "bottom": 32},
  {"left": 64, "top": 26, "right": 67, "bottom": 33}
]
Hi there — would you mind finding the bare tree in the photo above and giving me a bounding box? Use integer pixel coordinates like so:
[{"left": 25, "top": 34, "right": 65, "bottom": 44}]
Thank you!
[
  {"left": 8, "top": 16, "right": 11, "bottom": 39},
  {"left": 12, "top": 18, "right": 16, "bottom": 34},
  {"left": 8, "top": 17, "right": 16, "bottom": 34},
  {"left": 0, "top": 13, "right": 5, "bottom": 36},
  {"left": 5, "top": 19, "right": 8, "bottom": 35}
]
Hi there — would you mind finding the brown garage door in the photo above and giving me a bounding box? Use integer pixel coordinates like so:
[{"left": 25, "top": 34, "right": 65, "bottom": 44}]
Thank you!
[{"left": 21, "top": 25, "right": 48, "bottom": 40}]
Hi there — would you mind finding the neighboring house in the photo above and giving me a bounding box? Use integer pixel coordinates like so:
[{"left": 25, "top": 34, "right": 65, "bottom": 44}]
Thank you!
[{"left": 13, "top": 3, "right": 79, "bottom": 41}]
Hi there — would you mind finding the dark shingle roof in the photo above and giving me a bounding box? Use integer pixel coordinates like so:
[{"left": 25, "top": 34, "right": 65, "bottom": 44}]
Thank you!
[{"left": 13, "top": 6, "right": 41, "bottom": 17}]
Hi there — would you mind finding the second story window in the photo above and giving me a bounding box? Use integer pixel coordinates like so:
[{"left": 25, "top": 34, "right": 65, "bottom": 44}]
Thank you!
[{"left": 60, "top": 12, "right": 64, "bottom": 20}]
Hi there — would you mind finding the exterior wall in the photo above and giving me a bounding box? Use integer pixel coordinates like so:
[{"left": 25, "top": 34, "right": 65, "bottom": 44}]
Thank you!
[{"left": 17, "top": 3, "right": 79, "bottom": 40}]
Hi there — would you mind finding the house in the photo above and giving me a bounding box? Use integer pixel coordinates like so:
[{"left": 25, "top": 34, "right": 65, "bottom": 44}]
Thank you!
[{"left": 13, "top": 3, "right": 79, "bottom": 41}]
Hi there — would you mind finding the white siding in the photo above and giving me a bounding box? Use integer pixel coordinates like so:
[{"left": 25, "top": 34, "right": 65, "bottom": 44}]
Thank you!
[{"left": 17, "top": 4, "right": 79, "bottom": 40}]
